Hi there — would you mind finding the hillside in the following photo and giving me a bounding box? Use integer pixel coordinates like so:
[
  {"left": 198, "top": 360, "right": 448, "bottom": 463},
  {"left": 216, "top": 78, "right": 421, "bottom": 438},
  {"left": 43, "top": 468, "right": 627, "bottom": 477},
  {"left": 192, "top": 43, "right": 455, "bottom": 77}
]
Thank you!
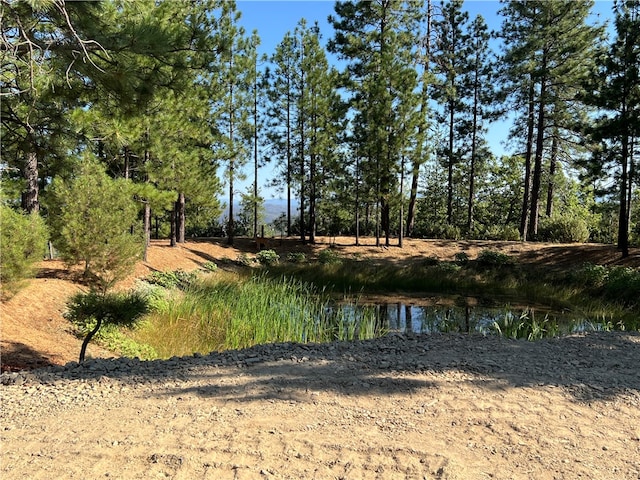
[{"left": 1, "top": 236, "right": 638, "bottom": 372}]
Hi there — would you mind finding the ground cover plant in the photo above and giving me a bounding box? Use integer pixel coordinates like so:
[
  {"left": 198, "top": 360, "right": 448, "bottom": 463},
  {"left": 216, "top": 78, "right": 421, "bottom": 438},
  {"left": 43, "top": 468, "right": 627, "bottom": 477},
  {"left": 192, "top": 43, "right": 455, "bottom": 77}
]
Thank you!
[
  {"left": 128, "top": 271, "right": 382, "bottom": 358},
  {"left": 264, "top": 250, "right": 640, "bottom": 331}
]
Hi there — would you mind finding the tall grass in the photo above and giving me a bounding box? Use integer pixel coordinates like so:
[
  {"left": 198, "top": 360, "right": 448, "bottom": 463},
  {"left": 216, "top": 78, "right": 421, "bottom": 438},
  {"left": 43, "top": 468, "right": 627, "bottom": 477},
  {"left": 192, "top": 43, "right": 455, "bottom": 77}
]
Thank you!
[{"left": 130, "top": 272, "right": 382, "bottom": 359}]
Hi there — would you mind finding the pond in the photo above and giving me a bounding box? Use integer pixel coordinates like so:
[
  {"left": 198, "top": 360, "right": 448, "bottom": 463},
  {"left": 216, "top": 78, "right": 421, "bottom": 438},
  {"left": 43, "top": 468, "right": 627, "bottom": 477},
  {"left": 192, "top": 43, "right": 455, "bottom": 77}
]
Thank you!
[{"left": 328, "top": 296, "right": 621, "bottom": 340}]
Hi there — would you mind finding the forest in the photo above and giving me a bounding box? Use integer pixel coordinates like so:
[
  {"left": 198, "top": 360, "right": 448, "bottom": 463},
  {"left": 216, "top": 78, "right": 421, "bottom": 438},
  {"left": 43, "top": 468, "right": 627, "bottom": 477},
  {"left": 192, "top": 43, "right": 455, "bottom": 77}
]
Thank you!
[{"left": 2, "top": 0, "right": 639, "bottom": 274}]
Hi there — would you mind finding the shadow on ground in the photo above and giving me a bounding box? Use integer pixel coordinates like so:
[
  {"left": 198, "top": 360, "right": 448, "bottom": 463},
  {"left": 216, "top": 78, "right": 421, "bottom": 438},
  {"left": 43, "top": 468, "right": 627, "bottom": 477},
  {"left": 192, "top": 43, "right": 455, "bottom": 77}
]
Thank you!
[{"left": 14, "top": 332, "right": 640, "bottom": 405}]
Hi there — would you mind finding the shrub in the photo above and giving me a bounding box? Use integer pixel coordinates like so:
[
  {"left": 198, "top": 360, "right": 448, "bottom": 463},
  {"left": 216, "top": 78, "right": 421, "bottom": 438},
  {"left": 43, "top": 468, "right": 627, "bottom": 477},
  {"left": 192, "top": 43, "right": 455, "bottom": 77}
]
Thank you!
[
  {"left": 538, "top": 215, "right": 590, "bottom": 243},
  {"left": 423, "top": 223, "right": 461, "bottom": 240},
  {"left": 571, "top": 263, "right": 608, "bottom": 288},
  {"left": 435, "top": 262, "right": 461, "bottom": 274},
  {"left": 483, "top": 225, "right": 521, "bottom": 241},
  {"left": 476, "top": 249, "right": 512, "bottom": 267},
  {"left": 236, "top": 253, "right": 254, "bottom": 266},
  {"left": 423, "top": 255, "right": 440, "bottom": 267},
  {"left": 604, "top": 266, "right": 640, "bottom": 305},
  {"left": 65, "top": 290, "right": 152, "bottom": 361},
  {"left": 0, "top": 205, "right": 48, "bottom": 294},
  {"left": 202, "top": 261, "right": 218, "bottom": 272},
  {"left": 454, "top": 252, "right": 469, "bottom": 266},
  {"left": 286, "top": 252, "right": 307, "bottom": 264},
  {"left": 142, "top": 269, "right": 199, "bottom": 290},
  {"left": 256, "top": 249, "right": 280, "bottom": 266},
  {"left": 132, "top": 280, "right": 172, "bottom": 313},
  {"left": 318, "top": 248, "right": 342, "bottom": 265}
]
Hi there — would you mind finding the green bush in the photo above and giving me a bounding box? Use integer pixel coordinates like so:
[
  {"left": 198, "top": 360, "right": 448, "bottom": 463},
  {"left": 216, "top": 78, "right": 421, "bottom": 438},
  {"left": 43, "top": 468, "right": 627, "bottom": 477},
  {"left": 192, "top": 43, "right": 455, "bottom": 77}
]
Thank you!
[
  {"left": 202, "top": 261, "right": 218, "bottom": 272},
  {"left": 604, "top": 267, "right": 640, "bottom": 305},
  {"left": 476, "top": 249, "right": 512, "bottom": 267},
  {"left": 286, "top": 252, "right": 307, "bottom": 263},
  {"left": 571, "top": 263, "right": 608, "bottom": 288},
  {"left": 538, "top": 215, "right": 590, "bottom": 243},
  {"left": 423, "top": 255, "right": 440, "bottom": 267},
  {"left": 256, "top": 249, "right": 280, "bottom": 266},
  {"left": 454, "top": 252, "right": 469, "bottom": 266},
  {"left": 64, "top": 290, "right": 154, "bottom": 360},
  {"left": 483, "top": 225, "right": 521, "bottom": 241},
  {"left": 423, "top": 223, "right": 461, "bottom": 240},
  {"left": 0, "top": 205, "right": 48, "bottom": 293},
  {"left": 318, "top": 248, "right": 342, "bottom": 265},
  {"left": 142, "top": 269, "right": 199, "bottom": 290},
  {"left": 46, "top": 157, "right": 143, "bottom": 292},
  {"left": 236, "top": 253, "right": 254, "bottom": 266}
]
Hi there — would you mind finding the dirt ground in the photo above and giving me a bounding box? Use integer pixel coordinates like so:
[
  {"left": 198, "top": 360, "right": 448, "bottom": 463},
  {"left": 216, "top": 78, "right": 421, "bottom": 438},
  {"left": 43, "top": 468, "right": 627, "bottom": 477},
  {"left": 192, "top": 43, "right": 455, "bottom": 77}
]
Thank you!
[{"left": 1, "top": 237, "right": 640, "bottom": 479}]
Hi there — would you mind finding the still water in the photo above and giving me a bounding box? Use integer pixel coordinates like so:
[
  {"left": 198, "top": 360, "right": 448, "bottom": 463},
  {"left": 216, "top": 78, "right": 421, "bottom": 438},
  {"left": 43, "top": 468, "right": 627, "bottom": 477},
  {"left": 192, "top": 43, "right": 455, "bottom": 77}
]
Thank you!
[{"left": 329, "top": 298, "right": 618, "bottom": 339}]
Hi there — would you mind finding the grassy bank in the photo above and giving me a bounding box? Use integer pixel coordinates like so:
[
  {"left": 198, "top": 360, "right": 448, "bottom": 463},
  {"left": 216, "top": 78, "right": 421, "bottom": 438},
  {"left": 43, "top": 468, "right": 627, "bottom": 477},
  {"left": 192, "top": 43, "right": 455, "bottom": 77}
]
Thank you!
[
  {"left": 128, "top": 271, "right": 383, "bottom": 358},
  {"left": 81, "top": 248, "right": 639, "bottom": 360}
]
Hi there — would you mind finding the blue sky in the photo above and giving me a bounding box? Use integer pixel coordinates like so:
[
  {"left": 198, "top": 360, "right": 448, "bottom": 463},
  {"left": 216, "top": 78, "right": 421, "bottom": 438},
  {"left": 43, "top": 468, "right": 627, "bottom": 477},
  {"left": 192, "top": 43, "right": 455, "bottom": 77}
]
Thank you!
[{"left": 232, "top": 1, "right": 615, "bottom": 200}]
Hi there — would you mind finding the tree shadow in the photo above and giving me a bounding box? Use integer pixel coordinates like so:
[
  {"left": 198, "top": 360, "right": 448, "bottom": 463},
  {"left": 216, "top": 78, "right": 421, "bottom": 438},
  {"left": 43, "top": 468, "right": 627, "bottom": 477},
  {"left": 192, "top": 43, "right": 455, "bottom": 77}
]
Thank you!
[
  {"left": 17, "top": 332, "right": 640, "bottom": 405},
  {"left": 1, "top": 341, "right": 58, "bottom": 372}
]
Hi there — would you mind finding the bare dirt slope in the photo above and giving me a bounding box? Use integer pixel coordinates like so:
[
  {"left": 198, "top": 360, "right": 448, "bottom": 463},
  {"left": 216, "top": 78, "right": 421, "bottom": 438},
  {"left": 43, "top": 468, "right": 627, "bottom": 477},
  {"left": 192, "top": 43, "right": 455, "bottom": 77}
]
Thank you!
[{"left": 1, "top": 238, "right": 639, "bottom": 479}]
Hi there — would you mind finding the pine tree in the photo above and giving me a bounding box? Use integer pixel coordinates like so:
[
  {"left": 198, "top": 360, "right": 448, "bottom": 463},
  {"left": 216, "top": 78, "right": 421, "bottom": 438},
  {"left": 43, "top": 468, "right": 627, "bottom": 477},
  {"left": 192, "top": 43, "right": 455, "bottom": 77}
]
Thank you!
[
  {"left": 211, "top": 1, "right": 256, "bottom": 245},
  {"left": 431, "top": 0, "right": 470, "bottom": 227},
  {"left": 463, "top": 14, "right": 496, "bottom": 233},
  {"left": 265, "top": 31, "right": 299, "bottom": 236},
  {"left": 582, "top": 0, "right": 639, "bottom": 257},
  {"left": 499, "top": 0, "right": 603, "bottom": 240},
  {"left": 329, "top": 0, "right": 423, "bottom": 246}
]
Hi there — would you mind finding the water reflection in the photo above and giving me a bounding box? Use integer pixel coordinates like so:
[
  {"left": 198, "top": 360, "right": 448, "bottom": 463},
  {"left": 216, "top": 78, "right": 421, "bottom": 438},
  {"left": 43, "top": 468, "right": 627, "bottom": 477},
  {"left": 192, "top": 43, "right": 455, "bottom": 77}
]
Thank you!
[{"left": 331, "top": 300, "right": 617, "bottom": 340}]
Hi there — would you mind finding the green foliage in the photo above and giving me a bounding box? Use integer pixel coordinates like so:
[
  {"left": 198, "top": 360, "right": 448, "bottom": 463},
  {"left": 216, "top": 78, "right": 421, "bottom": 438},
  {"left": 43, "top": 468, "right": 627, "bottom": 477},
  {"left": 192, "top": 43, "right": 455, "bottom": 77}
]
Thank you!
[
  {"left": 491, "top": 309, "right": 560, "bottom": 341},
  {"left": 256, "top": 249, "right": 280, "bottom": 266},
  {"left": 0, "top": 205, "right": 48, "bottom": 293},
  {"left": 603, "top": 267, "right": 640, "bottom": 306},
  {"left": 131, "top": 274, "right": 383, "bottom": 358},
  {"left": 46, "top": 157, "right": 143, "bottom": 292},
  {"left": 454, "top": 252, "right": 469, "bottom": 266},
  {"left": 65, "top": 290, "right": 150, "bottom": 328},
  {"left": 423, "top": 255, "right": 440, "bottom": 267},
  {"left": 142, "top": 269, "right": 199, "bottom": 290},
  {"left": 482, "top": 225, "right": 521, "bottom": 241},
  {"left": 236, "top": 253, "right": 254, "bottom": 266},
  {"left": 64, "top": 290, "right": 155, "bottom": 359},
  {"left": 476, "top": 249, "right": 513, "bottom": 267},
  {"left": 570, "top": 263, "right": 609, "bottom": 288},
  {"left": 538, "top": 215, "right": 590, "bottom": 243},
  {"left": 202, "top": 261, "right": 218, "bottom": 272},
  {"left": 131, "top": 280, "right": 173, "bottom": 313},
  {"left": 286, "top": 252, "right": 307, "bottom": 264},
  {"left": 318, "top": 248, "right": 342, "bottom": 265}
]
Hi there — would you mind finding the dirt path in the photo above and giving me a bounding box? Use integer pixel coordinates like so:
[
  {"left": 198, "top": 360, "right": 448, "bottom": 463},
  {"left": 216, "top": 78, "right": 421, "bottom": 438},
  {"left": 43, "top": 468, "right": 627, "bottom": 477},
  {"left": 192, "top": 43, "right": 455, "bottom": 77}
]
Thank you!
[
  {"left": 2, "top": 332, "right": 640, "bottom": 479},
  {"left": 1, "top": 238, "right": 640, "bottom": 479}
]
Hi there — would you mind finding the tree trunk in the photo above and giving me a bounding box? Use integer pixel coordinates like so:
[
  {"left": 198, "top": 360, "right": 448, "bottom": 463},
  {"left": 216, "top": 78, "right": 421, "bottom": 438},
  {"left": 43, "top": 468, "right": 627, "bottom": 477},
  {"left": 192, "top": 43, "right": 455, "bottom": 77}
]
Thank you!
[
  {"left": 355, "top": 154, "right": 360, "bottom": 246},
  {"left": 528, "top": 60, "right": 547, "bottom": 240},
  {"left": 546, "top": 130, "right": 558, "bottom": 217},
  {"left": 618, "top": 131, "right": 630, "bottom": 257},
  {"left": 170, "top": 208, "right": 177, "bottom": 247},
  {"left": 399, "top": 156, "right": 405, "bottom": 248},
  {"left": 286, "top": 76, "right": 292, "bottom": 237},
  {"left": 176, "top": 193, "right": 186, "bottom": 243},
  {"left": 143, "top": 203, "right": 151, "bottom": 262},
  {"left": 228, "top": 172, "right": 235, "bottom": 245},
  {"left": 446, "top": 99, "right": 455, "bottom": 225},
  {"left": 22, "top": 150, "right": 39, "bottom": 213},
  {"left": 468, "top": 66, "right": 480, "bottom": 233},
  {"left": 79, "top": 316, "right": 103, "bottom": 363},
  {"left": 520, "top": 82, "right": 535, "bottom": 240}
]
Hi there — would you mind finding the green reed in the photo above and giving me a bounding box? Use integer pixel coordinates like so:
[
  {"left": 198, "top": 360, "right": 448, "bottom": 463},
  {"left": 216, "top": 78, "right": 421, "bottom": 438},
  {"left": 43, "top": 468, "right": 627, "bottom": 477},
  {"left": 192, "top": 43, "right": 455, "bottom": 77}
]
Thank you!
[{"left": 131, "top": 273, "right": 382, "bottom": 359}]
